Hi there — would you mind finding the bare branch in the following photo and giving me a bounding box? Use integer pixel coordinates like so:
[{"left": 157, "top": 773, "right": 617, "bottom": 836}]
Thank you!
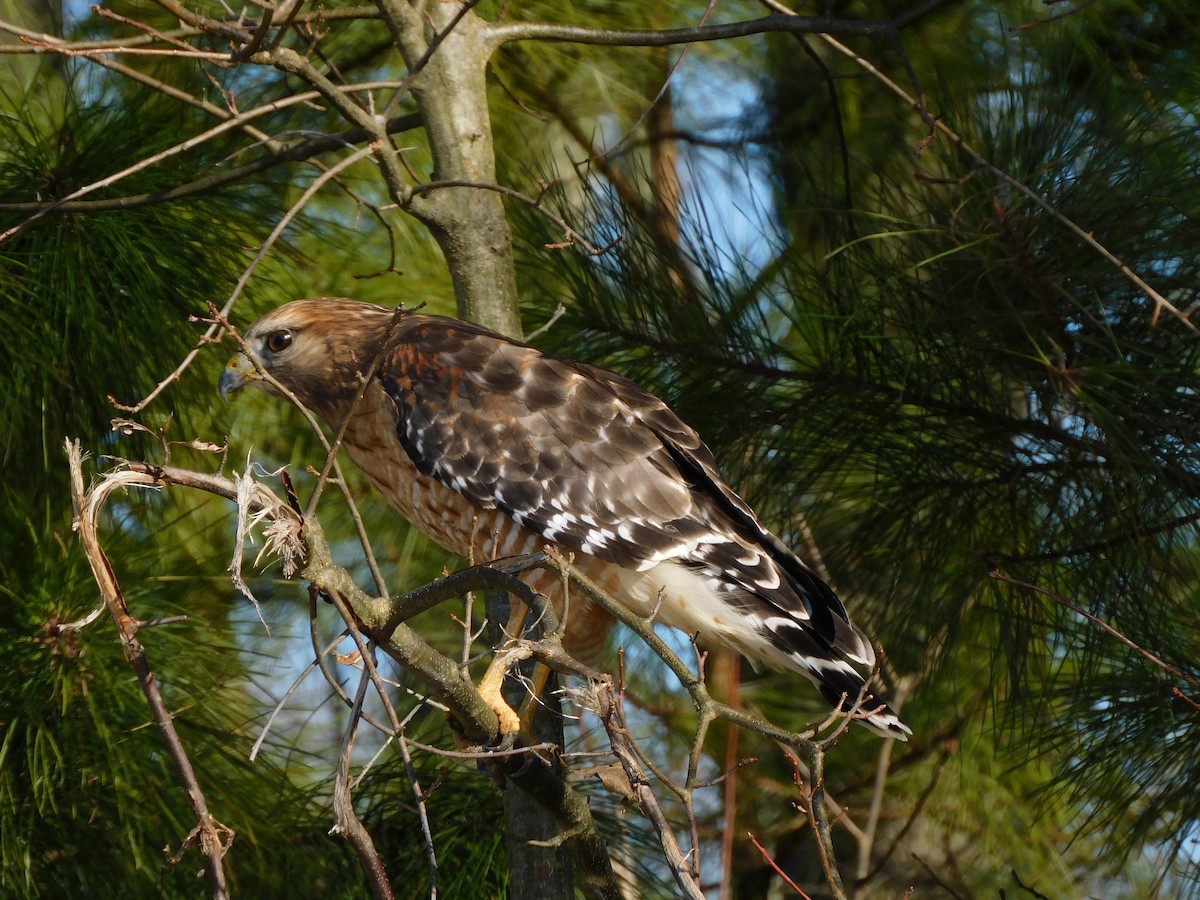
[
  {"left": 0, "top": 17, "right": 197, "bottom": 50},
  {"left": 795, "top": 748, "right": 848, "bottom": 900},
  {"left": 747, "top": 831, "right": 814, "bottom": 900},
  {"left": 586, "top": 678, "right": 705, "bottom": 900},
  {"left": 65, "top": 442, "right": 232, "bottom": 898},
  {"left": 484, "top": 11, "right": 931, "bottom": 51},
  {"left": 860, "top": 738, "right": 956, "bottom": 887},
  {"left": 0, "top": 4, "right": 381, "bottom": 55},
  {"left": 151, "top": 0, "right": 252, "bottom": 43},
  {"left": 397, "top": 733, "right": 439, "bottom": 896},
  {"left": 330, "top": 661, "right": 395, "bottom": 900},
  {"left": 15, "top": 38, "right": 234, "bottom": 59},
  {"left": 263, "top": 46, "right": 415, "bottom": 210},
  {"left": 854, "top": 676, "right": 915, "bottom": 884},
  {"left": 1010, "top": 0, "right": 1102, "bottom": 32}
]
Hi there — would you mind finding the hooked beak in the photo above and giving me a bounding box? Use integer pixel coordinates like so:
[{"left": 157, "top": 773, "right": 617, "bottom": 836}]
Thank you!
[{"left": 219, "top": 353, "right": 257, "bottom": 401}]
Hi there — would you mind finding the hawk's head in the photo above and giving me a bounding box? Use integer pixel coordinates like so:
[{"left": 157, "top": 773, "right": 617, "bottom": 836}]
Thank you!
[{"left": 220, "top": 298, "right": 398, "bottom": 420}]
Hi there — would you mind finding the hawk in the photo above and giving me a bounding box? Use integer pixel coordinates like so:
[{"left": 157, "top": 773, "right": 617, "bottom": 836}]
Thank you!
[{"left": 220, "top": 298, "right": 910, "bottom": 739}]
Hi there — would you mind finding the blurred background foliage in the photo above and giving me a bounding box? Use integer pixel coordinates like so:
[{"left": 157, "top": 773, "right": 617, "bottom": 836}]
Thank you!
[{"left": 1, "top": 0, "right": 1198, "bottom": 896}]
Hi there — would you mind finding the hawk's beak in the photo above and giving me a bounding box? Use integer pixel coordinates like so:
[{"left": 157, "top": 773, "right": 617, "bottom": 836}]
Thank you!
[{"left": 219, "top": 354, "right": 257, "bottom": 401}]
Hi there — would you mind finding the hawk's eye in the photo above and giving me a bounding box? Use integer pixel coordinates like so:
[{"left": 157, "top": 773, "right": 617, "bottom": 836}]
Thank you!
[{"left": 265, "top": 330, "right": 293, "bottom": 353}]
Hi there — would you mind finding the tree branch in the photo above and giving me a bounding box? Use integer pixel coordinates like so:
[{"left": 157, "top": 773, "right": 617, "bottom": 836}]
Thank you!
[
  {"left": 485, "top": 11, "right": 928, "bottom": 51},
  {"left": 587, "top": 678, "right": 705, "bottom": 900},
  {"left": 330, "top": 656, "right": 395, "bottom": 900},
  {"left": 65, "top": 442, "right": 232, "bottom": 899}
]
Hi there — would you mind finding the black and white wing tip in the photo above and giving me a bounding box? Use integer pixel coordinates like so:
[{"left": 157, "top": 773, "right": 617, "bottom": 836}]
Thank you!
[
  {"left": 764, "top": 617, "right": 911, "bottom": 741},
  {"left": 813, "top": 657, "right": 911, "bottom": 741}
]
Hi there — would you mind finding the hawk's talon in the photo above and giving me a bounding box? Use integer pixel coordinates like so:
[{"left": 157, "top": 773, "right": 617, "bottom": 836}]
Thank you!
[{"left": 487, "top": 731, "right": 519, "bottom": 754}]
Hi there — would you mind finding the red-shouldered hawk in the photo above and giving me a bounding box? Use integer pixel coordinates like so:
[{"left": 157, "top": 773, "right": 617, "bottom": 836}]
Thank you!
[{"left": 220, "top": 298, "right": 910, "bottom": 739}]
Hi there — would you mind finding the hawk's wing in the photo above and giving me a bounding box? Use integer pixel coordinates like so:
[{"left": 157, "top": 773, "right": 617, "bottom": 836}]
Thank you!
[{"left": 377, "top": 316, "right": 870, "bottom": 663}]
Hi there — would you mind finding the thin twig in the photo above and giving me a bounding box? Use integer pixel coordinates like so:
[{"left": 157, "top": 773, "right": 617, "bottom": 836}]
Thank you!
[
  {"left": 525, "top": 303, "right": 567, "bottom": 341},
  {"left": 0, "top": 113, "right": 421, "bottom": 215},
  {"left": 405, "top": 738, "right": 559, "bottom": 760},
  {"left": 747, "top": 831, "right": 814, "bottom": 900},
  {"left": 90, "top": 6, "right": 199, "bottom": 51},
  {"left": 378, "top": 0, "right": 486, "bottom": 120},
  {"left": 718, "top": 655, "right": 740, "bottom": 900},
  {"left": 854, "top": 675, "right": 913, "bottom": 883},
  {"left": 0, "top": 17, "right": 196, "bottom": 50},
  {"left": 578, "top": 0, "right": 717, "bottom": 170},
  {"left": 485, "top": 11, "right": 929, "bottom": 51},
  {"left": 398, "top": 734, "right": 439, "bottom": 898},
  {"left": 408, "top": 179, "right": 607, "bottom": 254},
  {"left": 1010, "top": 868, "right": 1053, "bottom": 899},
  {"left": 912, "top": 853, "right": 968, "bottom": 900},
  {"left": 17, "top": 38, "right": 231, "bottom": 58},
  {"left": 250, "top": 628, "right": 351, "bottom": 761},
  {"left": 103, "top": 160, "right": 356, "bottom": 415},
  {"left": 795, "top": 748, "right": 848, "bottom": 900},
  {"left": 303, "top": 304, "right": 408, "bottom": 522},
  {"left": 1010, "top": 0, "right": 1101, "bottom": 32},
  {"left": 323, "top": 589, "right": 434, "bottom": 898},
  {"left": 861, "top": 738, "right": 955, "bottom": 885}
]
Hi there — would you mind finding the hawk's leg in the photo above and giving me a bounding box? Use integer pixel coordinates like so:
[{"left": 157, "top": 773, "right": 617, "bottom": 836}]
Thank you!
[
  {"left": 476, "top": 602, "right": 532, "bottom": 742},
  {"left": 475, "top": 601, "right": 559, "bottom": 744},
  {"left": 517, "top": 662, "right": 554, "bottom": 738},
  {"left": 476, "top": 661, "right": 522, "bottom": 741}
]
